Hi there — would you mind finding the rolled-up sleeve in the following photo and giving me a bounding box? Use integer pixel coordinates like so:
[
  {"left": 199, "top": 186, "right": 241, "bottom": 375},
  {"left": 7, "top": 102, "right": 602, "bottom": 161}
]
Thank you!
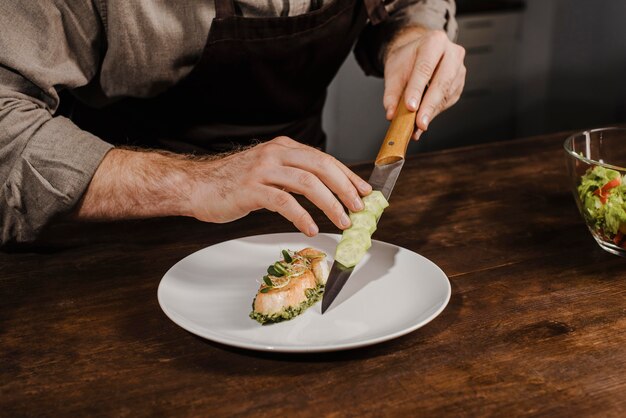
[
  {"left": 0, "top": 2, "right": 113, "bottom": 244},
  {"left": 355, "top": 0, "right": 458, "bottom": 76}
]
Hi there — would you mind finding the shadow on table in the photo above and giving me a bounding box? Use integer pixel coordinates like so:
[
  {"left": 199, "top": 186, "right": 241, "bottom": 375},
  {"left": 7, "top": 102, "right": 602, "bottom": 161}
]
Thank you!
[
  {"left": 322, "top": 244, "right": 399, "bottom": 314},
  {"left": 138, "top": 280, "right": 463, "bottom": 377},
  {"left": 205, "top": 281, "right": 461, "bottom": 364}
]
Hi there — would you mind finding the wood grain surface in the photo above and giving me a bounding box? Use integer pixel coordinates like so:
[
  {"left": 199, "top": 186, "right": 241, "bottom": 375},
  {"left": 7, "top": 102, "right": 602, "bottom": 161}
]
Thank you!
[
  {"left": 376, "top": 100, "right": 416, "bottom": 165},
  {"left": 1, "top": 131, "right": 625, "bottom": 417}
]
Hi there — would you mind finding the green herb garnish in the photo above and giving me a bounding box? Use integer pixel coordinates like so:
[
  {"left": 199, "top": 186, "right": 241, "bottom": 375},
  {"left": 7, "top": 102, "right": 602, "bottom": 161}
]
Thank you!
[
  {"left": 273, "top": 262, "right": 289, "bottom": 275},
  {"left": 267, "top": 265, "right": 283, "bottom": 277}
]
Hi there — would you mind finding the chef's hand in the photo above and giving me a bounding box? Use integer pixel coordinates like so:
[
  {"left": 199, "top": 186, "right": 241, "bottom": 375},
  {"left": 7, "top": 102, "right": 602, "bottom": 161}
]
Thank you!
[
  {"left": 75, "top": 138, "right": 371, "bottom": 236},
  {"left": 383, "top": 27, "right": 466, "bottom": 140},
  {"left": 189, "top": 137, "right": 372, "bottom": 236}
]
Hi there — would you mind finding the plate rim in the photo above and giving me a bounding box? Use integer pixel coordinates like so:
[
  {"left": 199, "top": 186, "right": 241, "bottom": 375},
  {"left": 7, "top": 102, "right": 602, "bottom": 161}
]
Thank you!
[{"left": 157, "top": 232, "right": 451, "bottom": 353}]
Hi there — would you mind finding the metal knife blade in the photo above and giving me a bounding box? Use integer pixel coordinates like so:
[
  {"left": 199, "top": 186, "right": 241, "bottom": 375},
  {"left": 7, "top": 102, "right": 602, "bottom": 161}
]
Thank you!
[
  {"left": 321, "top": 261, "right": 354, "bottom": 313},
  {"left": 321, "top": 160, "right": 405, "bottom": 313},
  {"left": 368, "top": 159, "right": 405, "bottom": 201},
  {"left": 321, "top": 101, "right": 416, "bottom": 314}
]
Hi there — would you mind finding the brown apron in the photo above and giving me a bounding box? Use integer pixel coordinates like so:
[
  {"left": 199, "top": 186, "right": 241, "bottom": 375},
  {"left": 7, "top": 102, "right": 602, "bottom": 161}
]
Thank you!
[{"left": 67, "top": 0, "right": 388, "bottom": 153}]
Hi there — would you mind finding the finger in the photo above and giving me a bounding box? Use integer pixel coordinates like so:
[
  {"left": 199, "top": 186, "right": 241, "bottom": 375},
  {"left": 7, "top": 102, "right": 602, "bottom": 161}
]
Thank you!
[
  {"left": 445, "top": 71, "right": 465, "bottom": 110},
  {"left": 265, "top": 166, "right": 352, "bottom": 230},
  {"left": 415, "top": 48, "right": 464, "bottom": 131},
  {"left": 383, "top": 62, "right": 408, "bottom": 121},
  {"left": 266, "top": 137, "right": 371, "bottom": 199},
  {"left": 404, "top": 31, "right": 447, "bottom": 113},
  {"left": 417, "top": 65, "right": 465, "bottom": 129},
  {"left": 335, "top": 162, "right": 372, "bottom": 197},
  {"left": 266, "top": 138, "right": 371, "bottom": 197},
  {"left": 281, "top": 148, "right": 371, "bottom": 211},
  {"left": 260, "top": 186, "right": 319, "bottom": 237},
  {"left": 424, "top": 70, "right": 465, "bottom": 123},
  {"left": 411, "top": 129, "right": 424, "bottom": 141},
  {"left": 442, "top": 64, "right": 465, "bottom": 109}
]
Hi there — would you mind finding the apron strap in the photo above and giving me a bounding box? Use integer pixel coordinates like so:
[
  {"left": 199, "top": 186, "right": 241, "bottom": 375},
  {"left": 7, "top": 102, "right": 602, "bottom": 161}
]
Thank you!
[
  {"left": 215, "top": 0, "right": 236, "bottom": 19},
  {"left": 363, "top": 0, "right": 388, "bottom": 25}
]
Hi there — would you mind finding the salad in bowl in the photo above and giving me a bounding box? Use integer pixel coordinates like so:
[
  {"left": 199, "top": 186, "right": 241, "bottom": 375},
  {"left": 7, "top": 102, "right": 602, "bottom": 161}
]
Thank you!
[{"left": 565, "top": 127, "right": 626, "bottom": 256}]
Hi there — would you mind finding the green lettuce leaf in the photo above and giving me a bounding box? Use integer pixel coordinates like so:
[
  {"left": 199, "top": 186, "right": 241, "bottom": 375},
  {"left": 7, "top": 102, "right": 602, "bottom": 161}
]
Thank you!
[
  {"left": 578, "top": 166, "right": 621, "bottom": 199},
  {"left": 604, "top": 192, "right": 626, "bottom": 234},
  {"left": 578, "top": 166, "right": 626, "bottom": 236}
]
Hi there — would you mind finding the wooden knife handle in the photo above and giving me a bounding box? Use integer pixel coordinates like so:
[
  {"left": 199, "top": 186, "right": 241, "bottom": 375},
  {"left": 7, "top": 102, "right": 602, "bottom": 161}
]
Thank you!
[{"left": 375, "top": 100, "right": 417, "bottom": 166}]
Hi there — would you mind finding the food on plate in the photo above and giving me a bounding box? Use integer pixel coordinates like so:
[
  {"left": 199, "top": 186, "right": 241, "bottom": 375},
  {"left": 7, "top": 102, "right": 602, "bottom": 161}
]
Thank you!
[
  {"left": 250, "top": 248, "right": 329, "bottom": 324},
  {"left": 578, "top": 165, "right": 626, "bottom": 246},
  {"left": 335, "top": 190, "right": 389, "bottom": 267}
]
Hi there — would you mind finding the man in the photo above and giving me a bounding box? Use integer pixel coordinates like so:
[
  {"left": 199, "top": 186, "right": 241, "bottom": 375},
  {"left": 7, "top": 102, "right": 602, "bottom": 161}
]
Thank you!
[{"left": 0, "top": 0, "right": 465, "bottom": 244}]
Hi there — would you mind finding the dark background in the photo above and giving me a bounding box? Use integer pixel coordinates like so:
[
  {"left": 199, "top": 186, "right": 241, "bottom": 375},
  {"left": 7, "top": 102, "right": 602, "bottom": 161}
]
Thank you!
[{"left": 324, "top": 0, "right": 626, "bottom": 162}]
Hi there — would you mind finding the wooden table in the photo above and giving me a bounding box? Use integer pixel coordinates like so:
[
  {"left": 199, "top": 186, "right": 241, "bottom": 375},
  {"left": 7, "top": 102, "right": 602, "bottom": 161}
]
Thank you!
[{"left": 2, "top": 131, "right": 625, "bottom": 416}]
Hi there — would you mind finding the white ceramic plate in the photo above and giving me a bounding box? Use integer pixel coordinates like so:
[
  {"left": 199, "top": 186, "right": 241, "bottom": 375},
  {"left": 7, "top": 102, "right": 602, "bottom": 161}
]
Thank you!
[{"left": 158, "top": 233, "right": 450, "bottom": 353}]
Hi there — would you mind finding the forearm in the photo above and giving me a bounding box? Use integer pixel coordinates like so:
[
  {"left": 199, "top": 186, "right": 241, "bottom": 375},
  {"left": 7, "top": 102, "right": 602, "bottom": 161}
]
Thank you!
[{"left": 74, "top": 148, "right": 202, "bottom": 220}]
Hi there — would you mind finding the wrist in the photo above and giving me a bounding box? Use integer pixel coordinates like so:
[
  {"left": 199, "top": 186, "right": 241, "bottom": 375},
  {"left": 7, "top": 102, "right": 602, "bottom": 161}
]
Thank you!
[
  {"left": 183, "top": 155, "right": 231, "bottom": 223},
  {"left": 160, "top": 154, "right": 198, "bottom": 218}
]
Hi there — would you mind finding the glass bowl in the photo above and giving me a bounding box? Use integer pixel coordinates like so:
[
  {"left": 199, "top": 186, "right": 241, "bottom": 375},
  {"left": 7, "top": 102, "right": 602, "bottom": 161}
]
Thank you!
[{"left": 564, "top": 127, "right": 626, "bottom": 256}]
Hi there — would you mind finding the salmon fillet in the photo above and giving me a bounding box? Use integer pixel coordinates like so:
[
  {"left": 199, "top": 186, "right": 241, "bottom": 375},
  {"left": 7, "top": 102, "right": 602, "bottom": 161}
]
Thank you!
[{"left": 250, "top": 248, "right": 329, "bottom": 324}]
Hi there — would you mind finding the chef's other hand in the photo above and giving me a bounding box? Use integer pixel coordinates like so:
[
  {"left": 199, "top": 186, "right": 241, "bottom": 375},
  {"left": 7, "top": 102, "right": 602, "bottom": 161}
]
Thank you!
[
  {"left": 190, "top": 137, "right": 372, "bottom": 236},
  {"left": 383, "top": 27, "right": 466, "bottom": 140}
]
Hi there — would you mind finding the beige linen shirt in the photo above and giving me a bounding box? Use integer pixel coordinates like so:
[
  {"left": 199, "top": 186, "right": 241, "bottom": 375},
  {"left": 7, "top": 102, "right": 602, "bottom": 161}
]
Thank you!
[{"left": 0, "top": 0, "right": 457, "bottom": 244}]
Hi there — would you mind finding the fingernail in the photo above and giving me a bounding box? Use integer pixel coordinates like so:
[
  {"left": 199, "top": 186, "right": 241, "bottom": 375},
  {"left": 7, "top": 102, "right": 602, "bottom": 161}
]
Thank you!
[
  {"left": 308, "top": 224, "right": 318, "bottom": 236},
  {"left": 422, "top": 115, "right": 430, "bottom": 129},
  {"left": 340, "top": 213, "right": 351, "bottom": 228},
  {"left": 353, "top": 197, "right": 364, "bottom": 211},
  {"left": 359, "top": 182, "right": 372, "bottom": 194},
  {"left": 408, "top": 98, "right": 418, "bottom": 110},
  {"left": 413, "top": 129, "right": 423, "bottom": 141}
]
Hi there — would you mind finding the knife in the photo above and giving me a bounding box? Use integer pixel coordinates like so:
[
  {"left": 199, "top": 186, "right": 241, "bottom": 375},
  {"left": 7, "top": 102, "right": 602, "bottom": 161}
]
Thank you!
[{"left": 321, "top": 101, "right": 417, "bottom": 313}]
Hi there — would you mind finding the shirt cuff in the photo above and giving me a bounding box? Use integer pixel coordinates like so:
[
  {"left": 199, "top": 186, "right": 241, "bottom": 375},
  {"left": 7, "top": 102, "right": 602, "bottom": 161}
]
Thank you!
[{"left": 2, "top": 116, "right": 113, "bottom": 244}]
